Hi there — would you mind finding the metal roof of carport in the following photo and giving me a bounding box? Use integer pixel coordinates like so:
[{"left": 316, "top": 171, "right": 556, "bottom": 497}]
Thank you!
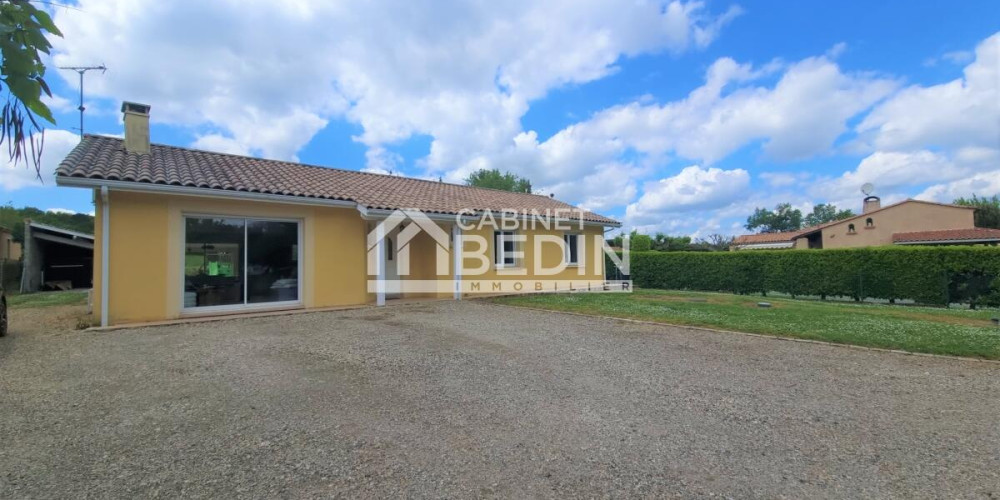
[{"left": 26, "top": 221, "right": 94, "bottom": 250}]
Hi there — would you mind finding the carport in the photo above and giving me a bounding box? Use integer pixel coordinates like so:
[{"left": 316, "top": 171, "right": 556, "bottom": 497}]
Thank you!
[{"left": 20, "top": 221, "right": 94, "bottom": 292}]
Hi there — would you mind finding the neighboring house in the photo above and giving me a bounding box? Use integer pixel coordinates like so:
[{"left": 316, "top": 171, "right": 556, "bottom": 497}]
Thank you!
[
  {"left": 732, "top": 196, "right": 1000, "bottom": 250},
  {"left": 56, "top": 102, "right": 620, "bottom": 327},
  {"left": 0, "top": 226, "right": 21, "bottom": 261}
]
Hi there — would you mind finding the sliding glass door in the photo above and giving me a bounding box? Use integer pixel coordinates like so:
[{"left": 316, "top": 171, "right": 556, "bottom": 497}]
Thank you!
[{"left": 183, "top": 216, "right": 300, "bottom": 311}]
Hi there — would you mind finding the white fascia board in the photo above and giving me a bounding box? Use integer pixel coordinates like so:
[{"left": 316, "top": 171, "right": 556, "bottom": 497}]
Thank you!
[
  {"left": 56, "top": 177, "right": 358, "bottom": 209},
  {"left": 735, "top": 242, "right": 795, "bottom": 250}
]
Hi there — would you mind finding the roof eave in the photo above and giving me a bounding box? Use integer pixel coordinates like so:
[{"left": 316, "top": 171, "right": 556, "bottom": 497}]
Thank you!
[
  {"left": 57, "top": 175, "right": 622, "bottom": 227},
  {"left": 895, "top": 238, "right": 1000, "bottom": 245}
]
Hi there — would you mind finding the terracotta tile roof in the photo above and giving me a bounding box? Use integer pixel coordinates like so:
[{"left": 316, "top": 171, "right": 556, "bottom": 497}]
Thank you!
[
  {"left": 732, "top": 230, "right": 806, "bottom": 245},
  {"left": 56, "top": 135, "right": 619, "bottom": 225},
  {"left": 893, "top": 228, "right": 1000, "bottom": 243}
]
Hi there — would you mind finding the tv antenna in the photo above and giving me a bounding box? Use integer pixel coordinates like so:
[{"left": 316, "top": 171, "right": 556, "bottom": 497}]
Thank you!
[
  {"left": 58, "top": 64, "right": 107, "bottom": 138},
  {"left": 861, "top": 182, "right": 875, "bottom": 196}
]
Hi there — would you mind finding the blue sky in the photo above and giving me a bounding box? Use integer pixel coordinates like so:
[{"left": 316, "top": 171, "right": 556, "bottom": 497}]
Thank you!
[{"left": 2, "top": 0, "right": 998, "bottom": 236}]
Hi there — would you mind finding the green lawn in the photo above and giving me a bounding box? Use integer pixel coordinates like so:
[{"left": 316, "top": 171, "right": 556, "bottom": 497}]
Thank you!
[
  {"left": 6, "top": 290, "right": 89, "bottom": 308},
  {"left": 492, "top": 289, "right": 1000, "bottom": 359}
]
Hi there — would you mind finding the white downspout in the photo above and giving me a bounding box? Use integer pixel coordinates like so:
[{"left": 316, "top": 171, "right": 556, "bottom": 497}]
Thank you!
[
  {"left": 452, "top": 224, "right": 462, "bottom": 300},
  {"left": 375, "top": 222, "right": 385, "bottom": 306},
  {"left": 100, "top": 186, "right": 110, "bottom": 327}
]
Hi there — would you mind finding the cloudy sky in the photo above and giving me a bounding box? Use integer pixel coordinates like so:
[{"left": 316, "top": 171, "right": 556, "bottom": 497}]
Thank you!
[{"left": 2, "top": 0, "right": 998, "bottom": 236}]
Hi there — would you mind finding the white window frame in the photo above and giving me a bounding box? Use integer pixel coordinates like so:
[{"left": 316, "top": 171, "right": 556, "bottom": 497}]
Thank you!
[
  {"left": 493, "top": 230, "right": 519, "bottom": 269},
  {"left": 564, "top": 232, "right": 581, "bottom": 266},
  {"left": 181, "top": 213, "right": 304, "bottom": 315}
]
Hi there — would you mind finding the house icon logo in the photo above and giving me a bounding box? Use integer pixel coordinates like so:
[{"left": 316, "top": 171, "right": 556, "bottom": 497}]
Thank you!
[{"left": 366, "top": 209, "right": 452, "bottom": 278}]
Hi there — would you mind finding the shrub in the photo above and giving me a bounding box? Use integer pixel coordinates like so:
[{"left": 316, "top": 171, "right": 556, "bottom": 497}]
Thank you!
[
  {"left": 608, "top": 246, "right": 1000, "bottom": 306},
  {"left": 630, "top": 234, "right": 652, "bottom": 252}
]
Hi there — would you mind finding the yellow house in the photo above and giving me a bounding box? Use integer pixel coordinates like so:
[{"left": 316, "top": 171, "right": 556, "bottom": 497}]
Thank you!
[{"left": 56, "top": 102, "right": 620, "bottom": 326}]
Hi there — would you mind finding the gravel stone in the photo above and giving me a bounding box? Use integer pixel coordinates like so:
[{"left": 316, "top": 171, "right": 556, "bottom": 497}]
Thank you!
[{"left": 1, "top": 300, "right": 998, "bottom": 498}]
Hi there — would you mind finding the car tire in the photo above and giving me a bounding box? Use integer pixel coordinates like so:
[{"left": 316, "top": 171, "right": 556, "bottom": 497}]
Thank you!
[{"left": 0, "top": 297, "right": 6, "bottom": 337}]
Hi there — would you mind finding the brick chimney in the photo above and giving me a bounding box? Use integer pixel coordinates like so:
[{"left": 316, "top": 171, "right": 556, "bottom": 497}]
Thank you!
[
  {"left": 863, "top": 195, "right": 881, "bottom": 214},
  {"left": 121, "top": 101, "right": 151, "bottom": 154}
]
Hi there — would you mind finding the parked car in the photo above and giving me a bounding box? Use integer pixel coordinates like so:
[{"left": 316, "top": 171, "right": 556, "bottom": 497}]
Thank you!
[{"left": 0, "top": 286, "right": 6, "bottom": 337}]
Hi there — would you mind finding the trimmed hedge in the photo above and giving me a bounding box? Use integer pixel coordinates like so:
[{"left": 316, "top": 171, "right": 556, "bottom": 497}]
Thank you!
[{"left": 608, "top": 246, "right": 1000, "bottom": 306}]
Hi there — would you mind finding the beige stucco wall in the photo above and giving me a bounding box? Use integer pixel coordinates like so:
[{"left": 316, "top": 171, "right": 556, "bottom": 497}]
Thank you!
[
  {"left": 0, "top": 230, "right": 20, "bottom": 260},
  {"left": 820, "top": 201, "right": 975, "bottom": 249}
]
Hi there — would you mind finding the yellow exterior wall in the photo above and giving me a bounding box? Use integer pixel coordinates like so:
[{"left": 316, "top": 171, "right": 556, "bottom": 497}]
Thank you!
[
  {"left": 92, "top": 189, "right": 615, "bottom": 325},
  {"left": 94, "top": 190, "right": 369, "bottom": 325},
  {"left": 821, "top": 202, "right": 975, "bottom": 249},
  {"left": 0, "top": 229, "right": 21, "bottom": 260},
  {"left": 457, "top": 223, "right": 607, "bottom": 295}
]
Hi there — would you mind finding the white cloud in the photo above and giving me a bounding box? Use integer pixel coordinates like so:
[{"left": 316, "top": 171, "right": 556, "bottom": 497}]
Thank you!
[
  {"left": 916, "top": 169, "right": 1000, "bottom": 202},
  {"left": 46, "top": 208, "right": 78, "bottom": 215},
  {"left": 624, "top": 166, "right": 749, "bottom": 226},
  {"left": 51, "top": 0, "right": 739, "bottom": 166},
  {"left": 855, "top": 33, "right": 999, "bottom": 153},
  {"left": 941, "top": 50, "right": 975, "bottom": 65},
  {"left": 819, "top": 150, "right": 956, "bottom": 199},
  {"left": 522, "top": 53, "right": 897, "bottom": 171},
  {"left": 191, "top": 134, "right": 249, "bottom": 156},
  {"left": 760, "top": 171, "right": 809, "bottom": 188},
  {"left": 41, "top": 93, "right": 75, "bottom": 113},
  {"left": 0, "top": 130, "right": 80, "bottom": 191},
  {"left": 538, "top": 162, "right": 640, "bottom": 212}
]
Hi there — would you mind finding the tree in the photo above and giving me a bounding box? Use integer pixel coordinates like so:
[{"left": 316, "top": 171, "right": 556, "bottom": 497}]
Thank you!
[
  {"left": 692, "top": 234, "right": 734, "bottom": 251},
  {"left": 954, "top": 194, "right": 1000, "bottom": 229},
  {"left": 465, "top": 168, "right": 532, "bottom": 193},
  {"left": 631, "top": 233, "right": 652, "bottom": 251},
  {"left": 745, "top": 203, "right": 803, "bottom": 233},
  {"left": 0, "top": 203, "right": 94, "bottom": 244},
  {"left": 650, "top": 233, "right": 691, "bottom": 251},
  {"left": 803, "top": 203, "right": 855, "bottom": 227},
  {"left": 0, "top": 0, "right": 62, "bottom": 176}
]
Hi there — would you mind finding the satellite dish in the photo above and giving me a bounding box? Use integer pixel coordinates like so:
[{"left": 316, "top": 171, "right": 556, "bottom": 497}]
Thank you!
[{"left": 861, "top": 183, "right": 875, "bottom": 196}]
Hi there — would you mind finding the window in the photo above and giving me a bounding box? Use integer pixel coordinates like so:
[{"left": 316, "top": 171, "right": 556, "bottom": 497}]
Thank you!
[
  {"left": 564, "top": 233, "right": 580, "bottom": 265},
  {"left": 848, "top": 223, "right": 856, "bottom": 234},
  {"left": 494, "top": 230, "right": 516, "bottom": 267},
  {"left": 865, "top": 217, "right": 874, "bottom": 228},
  {"left": 386, "top": 237, "right": 394, "bottom": 261},
  {"left": 184, "top": 216, "right": 299, "bottom": 309}
]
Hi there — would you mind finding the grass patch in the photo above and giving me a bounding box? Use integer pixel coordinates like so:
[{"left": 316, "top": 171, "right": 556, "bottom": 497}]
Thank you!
[
  {"left": 7, "top": 290, "right": 89, "bottom": 309},
  {"left": 492, "top": 289, "right": 1000, "bottom": 359}
]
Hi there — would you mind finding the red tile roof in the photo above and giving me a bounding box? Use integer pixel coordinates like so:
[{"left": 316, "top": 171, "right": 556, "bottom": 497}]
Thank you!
[
  {"left": 56, "top": 135, "right": 619, "bottom": 225},
  {"left": 893, "top": 228, "right": 1000, "bottom": 243},
  {"left": 732, "top": 230, "right": 806, "bottom": 245}
]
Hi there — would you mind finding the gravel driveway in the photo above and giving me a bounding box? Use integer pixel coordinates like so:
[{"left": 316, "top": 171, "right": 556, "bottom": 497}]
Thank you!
[{"left": 1, "top": 300, "right": 998, "bottom": 498}]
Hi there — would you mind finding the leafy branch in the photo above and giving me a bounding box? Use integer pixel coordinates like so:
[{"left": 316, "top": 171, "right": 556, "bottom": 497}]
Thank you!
[{"left": 0, "top": 0, "right": 62, "bottom": 176}]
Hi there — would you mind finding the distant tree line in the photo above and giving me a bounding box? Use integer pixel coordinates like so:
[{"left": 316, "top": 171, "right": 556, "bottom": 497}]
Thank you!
[
  {"left": 954, "top": 195, "right": 1000, "bottom": 229},
  {"left": 744, "top": 195, "right": 1000, "bottom": 234},
  {"left": 745, "top": 203, "right": 855, "bottom": 233},
  {"left": 465, "top": 168, "right": 532, "bottom": 193},
  {"left": 608, "top": 230, "right": 734, "bottom": 252},
  {"left": 0, "top": 203, "right": 94, "bottom": 244}
]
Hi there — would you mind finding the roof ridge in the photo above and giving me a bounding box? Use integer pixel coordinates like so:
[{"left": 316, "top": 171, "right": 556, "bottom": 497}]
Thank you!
[{"left": 84, "top": 134, "right": 575, "bottom": 207}]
